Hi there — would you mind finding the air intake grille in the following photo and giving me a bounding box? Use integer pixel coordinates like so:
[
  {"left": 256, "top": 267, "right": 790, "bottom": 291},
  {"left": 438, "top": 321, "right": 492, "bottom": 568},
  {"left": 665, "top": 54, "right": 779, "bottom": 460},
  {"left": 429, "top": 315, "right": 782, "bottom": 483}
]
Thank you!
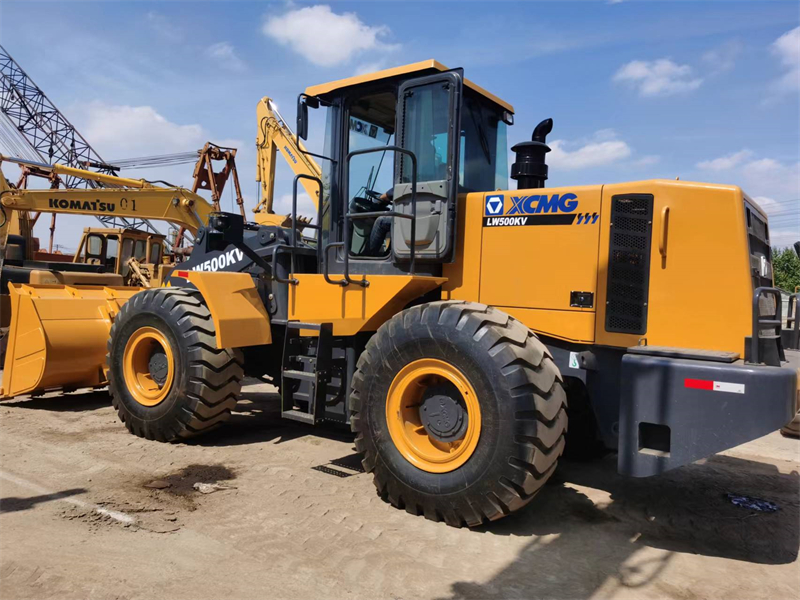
[
  {"left": 605, "top": 194, "right": 654, "bottom": 335},
  {"left": 745, "top": 202, "right": 772, "bottom": 291}
]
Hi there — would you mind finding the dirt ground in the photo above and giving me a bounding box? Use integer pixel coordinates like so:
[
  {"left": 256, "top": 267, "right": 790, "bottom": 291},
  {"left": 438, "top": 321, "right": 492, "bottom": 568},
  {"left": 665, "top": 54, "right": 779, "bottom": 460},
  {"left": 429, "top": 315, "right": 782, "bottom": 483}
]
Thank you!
[{"left": 1, "top": 379, "right": 798, "bottom": 600}]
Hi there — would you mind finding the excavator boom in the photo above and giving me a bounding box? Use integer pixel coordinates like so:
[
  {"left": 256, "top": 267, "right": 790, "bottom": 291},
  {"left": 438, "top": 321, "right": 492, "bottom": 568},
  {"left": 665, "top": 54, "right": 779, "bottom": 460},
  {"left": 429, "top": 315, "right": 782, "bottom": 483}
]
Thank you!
[
  {"left": 254, "top": 97, "right": 323, "bottom": 225},
  {"left": 0, "top": 155, "right": 212, "bottom": 235}
]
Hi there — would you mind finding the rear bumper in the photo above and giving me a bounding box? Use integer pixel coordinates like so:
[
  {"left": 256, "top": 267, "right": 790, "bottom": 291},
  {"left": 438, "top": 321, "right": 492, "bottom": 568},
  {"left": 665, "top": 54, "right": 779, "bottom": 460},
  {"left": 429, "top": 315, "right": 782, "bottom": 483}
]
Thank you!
[{"left": 618, "top": 349, "right": 799, "bottom": 477}]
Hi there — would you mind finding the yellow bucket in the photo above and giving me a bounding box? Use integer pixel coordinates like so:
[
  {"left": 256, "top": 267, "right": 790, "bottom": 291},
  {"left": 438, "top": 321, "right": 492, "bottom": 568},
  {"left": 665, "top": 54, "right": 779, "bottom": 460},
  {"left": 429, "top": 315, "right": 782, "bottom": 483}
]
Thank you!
[{"left": 1, "top": 284, "right": 141, "bottom": 398}]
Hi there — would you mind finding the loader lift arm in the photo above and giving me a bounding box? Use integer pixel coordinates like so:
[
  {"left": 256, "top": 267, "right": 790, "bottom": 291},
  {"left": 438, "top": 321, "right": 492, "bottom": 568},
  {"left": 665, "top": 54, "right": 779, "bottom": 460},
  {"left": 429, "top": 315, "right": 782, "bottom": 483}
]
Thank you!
[{"left": 254, "top": 97, "right": 323, "bottom": 226}]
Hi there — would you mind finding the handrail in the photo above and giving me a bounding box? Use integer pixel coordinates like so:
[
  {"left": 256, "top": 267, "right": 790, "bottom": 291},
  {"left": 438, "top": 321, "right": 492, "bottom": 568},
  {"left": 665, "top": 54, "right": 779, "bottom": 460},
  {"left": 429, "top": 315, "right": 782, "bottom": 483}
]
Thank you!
[
  {"left": 340, "top": 146, "right": 418, "bottom": 288},
  {"left": 273, "top": 173, "right": 324, "bottom": 286},
  {"left": 750, "top": 286, "right": 783, "bottom": 365}
]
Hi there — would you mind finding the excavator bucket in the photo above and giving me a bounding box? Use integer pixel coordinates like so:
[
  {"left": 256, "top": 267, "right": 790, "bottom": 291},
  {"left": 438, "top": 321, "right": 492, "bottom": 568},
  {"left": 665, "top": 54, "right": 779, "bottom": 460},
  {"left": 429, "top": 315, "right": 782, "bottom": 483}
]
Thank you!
[{"left": 1, "top": 284, "right": 142, "bottom": 399}]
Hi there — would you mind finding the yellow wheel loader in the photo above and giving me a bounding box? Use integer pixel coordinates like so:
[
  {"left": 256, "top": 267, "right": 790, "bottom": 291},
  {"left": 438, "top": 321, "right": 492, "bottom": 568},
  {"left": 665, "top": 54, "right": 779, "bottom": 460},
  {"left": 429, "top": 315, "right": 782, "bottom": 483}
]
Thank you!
[{"left": 8, "top": 60, "right": 800, "bottom": 527}]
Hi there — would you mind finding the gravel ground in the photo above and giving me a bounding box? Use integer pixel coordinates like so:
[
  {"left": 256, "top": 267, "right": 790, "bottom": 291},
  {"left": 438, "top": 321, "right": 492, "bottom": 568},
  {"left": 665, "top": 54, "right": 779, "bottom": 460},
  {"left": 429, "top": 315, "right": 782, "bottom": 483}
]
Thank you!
[{"left": 1, "top": 379, "right": 798, "bottom": 600}]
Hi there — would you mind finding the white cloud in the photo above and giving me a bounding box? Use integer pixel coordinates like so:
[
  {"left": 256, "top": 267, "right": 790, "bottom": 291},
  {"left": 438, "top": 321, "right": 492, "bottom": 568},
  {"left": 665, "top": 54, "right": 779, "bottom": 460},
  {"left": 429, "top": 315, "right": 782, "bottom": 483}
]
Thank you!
[
  {"left": 701, "top": 40, "right": 743, "bottom": 73},
  {"left": 146, "top": 11, "right": 183, "bottom": 42},
  {"left": 614, "top": 59, "right": 703, "bottom": 97},
  {"left": 548, "top": 131, "right": 632, "bottom": 171},
  {"left": 74, "top": 101, "right": 205, "bottom": 159},
  {"left": 205, "top": 42, "right": 246, "bottom": 72},
  {"left": 262, "top": 5, "right": 396, "bottom": 67},
  {"left": 696, "top": 149, "right": 753, "bottom": 171},
  {"left": 354, "top": 61, "right": 388, "bottom": 76},
  {"left": 70, "top": 100, "right": 247, "bottom": 192},
  {"left": 693, "top": 152, "right": 800, "bottom": 247},
  {"left": 770, "top": 26, "right": 800, "bottom": 95}
]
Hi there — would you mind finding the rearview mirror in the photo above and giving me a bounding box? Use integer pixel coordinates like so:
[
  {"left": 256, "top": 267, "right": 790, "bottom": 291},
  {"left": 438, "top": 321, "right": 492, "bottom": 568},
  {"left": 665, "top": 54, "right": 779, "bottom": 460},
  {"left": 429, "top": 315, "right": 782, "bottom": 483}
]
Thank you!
[{"left": 296, "top": 94, "right": 320, "bottom": 141}]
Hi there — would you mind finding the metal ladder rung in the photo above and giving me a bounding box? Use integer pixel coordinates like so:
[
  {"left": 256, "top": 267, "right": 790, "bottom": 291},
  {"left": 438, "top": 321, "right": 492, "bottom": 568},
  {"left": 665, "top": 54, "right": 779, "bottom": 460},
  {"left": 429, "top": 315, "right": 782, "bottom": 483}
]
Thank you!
[
  {"left": 286, "top": 321, "right": 323, "bottom": 331},
  {"left": 283, "top": 369, "right": 317, "bottom": 382}
]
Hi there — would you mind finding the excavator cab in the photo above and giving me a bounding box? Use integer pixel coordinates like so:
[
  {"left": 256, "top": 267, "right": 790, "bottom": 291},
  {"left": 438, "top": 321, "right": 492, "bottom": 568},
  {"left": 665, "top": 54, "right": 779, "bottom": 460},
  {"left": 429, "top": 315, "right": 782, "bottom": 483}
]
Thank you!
[{"left": 73, "top": 227, "right": 167, "bottom": 283}]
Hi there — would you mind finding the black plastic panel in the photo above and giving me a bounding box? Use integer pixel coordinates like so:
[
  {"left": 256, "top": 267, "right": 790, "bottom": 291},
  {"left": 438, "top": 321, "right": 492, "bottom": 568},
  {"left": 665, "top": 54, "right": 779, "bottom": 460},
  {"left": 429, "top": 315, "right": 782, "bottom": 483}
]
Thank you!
[{"left": 605, "top": 194, "right": 654, "bottom": 335}]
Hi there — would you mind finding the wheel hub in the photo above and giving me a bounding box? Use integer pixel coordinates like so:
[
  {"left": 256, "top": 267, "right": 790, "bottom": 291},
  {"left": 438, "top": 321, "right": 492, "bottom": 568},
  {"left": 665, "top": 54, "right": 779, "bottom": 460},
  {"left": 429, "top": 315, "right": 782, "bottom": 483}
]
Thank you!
[
  {"left": 385, "top": 358, "right": 482, "bottom": 474},
  {"left": 420, "top": 385, "right": 468, "bottom": 443},
  {"left": 123, "top": 326, "right": 175, "bottom": 407},
  {"left": 148, "top": 351, "right": 169, "bottom": 386}
]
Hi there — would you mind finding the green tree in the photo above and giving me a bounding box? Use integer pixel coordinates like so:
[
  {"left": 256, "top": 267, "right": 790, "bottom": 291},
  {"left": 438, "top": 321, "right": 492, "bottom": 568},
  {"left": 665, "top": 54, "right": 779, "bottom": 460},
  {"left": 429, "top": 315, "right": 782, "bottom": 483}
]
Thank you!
[{"left": 772, "top": 246, "right": 800, "bottom": 292}]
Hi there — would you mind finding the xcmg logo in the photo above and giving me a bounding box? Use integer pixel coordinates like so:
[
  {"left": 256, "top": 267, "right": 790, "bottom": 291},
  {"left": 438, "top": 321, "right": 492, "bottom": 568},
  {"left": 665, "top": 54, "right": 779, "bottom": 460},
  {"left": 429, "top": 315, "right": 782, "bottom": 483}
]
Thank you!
[
  {"left": 483, "top": 193, "right": 588, "bottom": 228},
  {"left": 485, "top": 193, "right": 578, "bottom": 216}
]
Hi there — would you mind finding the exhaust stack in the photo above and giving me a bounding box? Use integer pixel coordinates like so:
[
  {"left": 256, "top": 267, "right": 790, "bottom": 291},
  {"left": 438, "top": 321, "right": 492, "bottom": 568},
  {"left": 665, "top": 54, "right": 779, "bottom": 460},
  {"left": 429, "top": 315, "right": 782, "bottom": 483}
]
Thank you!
[{"left": 511, "top": 118, "right": 553, "bottom": 190}]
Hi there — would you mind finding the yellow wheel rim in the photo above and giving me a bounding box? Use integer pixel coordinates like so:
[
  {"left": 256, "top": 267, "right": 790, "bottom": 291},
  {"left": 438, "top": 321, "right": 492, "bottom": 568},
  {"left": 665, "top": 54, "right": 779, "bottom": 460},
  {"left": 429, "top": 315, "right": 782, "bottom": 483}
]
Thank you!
[
  {"left": 123, "top": 327, "right": 175, "bottom": 407},
  {"left": 386, "top": 358, "right": 481, "bottom": 473}
]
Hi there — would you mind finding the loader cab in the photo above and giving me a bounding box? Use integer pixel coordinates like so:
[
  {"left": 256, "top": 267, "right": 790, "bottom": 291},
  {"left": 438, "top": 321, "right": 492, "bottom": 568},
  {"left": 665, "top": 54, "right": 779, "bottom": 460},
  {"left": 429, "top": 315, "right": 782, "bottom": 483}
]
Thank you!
[{"left": 298, "top": 60, "right": 513, "bottom": 279}]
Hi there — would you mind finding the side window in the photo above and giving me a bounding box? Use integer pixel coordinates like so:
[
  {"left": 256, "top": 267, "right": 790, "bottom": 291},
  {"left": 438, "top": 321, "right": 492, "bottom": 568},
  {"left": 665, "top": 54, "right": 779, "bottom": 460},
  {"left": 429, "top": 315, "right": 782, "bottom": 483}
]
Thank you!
[
  {"left": 393, "top": 71, "right": 462, "bottom": 263},
  {"left": 134, "top": 240, "right": 146, "bottom": 261},
  {"left": 85, "top": 234, "right": 105, "bottom": 264},
  {"left": 87, "top": 234, "right": 103, "bottom": 256},
  {"left": 105, "top": 236, "right": 119, "bottom": 273},
  {"left": 150, "top": 242, "right": 161, "bottom": 264},
  {"left": 398, "top": 82, "right": 451, "bottom": 184},
  {"left": 106, "top": 236, "right": 119, "bottom": 260},
  {"left": 121, "top": 238, "right": 133, "bottom": 277}
]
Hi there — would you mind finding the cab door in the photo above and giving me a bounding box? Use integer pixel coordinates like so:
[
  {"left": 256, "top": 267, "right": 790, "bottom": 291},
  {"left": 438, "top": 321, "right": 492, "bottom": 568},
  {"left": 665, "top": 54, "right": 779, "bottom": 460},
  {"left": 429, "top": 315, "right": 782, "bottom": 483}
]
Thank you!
[{"left": 392, "top": 71, "right": 462, "bottom": 263}]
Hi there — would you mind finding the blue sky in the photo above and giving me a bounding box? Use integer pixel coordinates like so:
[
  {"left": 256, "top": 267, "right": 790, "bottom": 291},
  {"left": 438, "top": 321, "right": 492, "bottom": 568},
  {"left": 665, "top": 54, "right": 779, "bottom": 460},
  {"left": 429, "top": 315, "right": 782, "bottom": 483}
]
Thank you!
[{"left": 1, "top": 0, "right": 798, "bottom": 249}]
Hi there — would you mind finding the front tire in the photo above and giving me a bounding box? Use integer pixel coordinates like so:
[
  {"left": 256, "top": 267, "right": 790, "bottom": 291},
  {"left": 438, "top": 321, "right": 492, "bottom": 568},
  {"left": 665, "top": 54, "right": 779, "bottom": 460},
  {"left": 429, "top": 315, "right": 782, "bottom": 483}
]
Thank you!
[
  {"left": 350, "top": 301, "right": 567, "bottom": 527},
  {"left": 107, "top": 288, "right": 243, "bottom": 442}
]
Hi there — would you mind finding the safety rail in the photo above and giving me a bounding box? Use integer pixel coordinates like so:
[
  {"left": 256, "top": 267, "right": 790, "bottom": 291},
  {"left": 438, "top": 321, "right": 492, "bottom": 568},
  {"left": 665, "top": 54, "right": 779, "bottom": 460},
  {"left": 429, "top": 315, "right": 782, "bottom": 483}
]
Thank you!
[
  {"left": 323, "top": 146, "right": 418, "bottom": 288},
  {"left": 271, "top": 173, "right": 324, "bottom": 285},
  {"left": 749, "top": 287, "right": 784, "bottom": 366},
  {"left": 784, "top": 292, "right": 800, "bottom": 350}
]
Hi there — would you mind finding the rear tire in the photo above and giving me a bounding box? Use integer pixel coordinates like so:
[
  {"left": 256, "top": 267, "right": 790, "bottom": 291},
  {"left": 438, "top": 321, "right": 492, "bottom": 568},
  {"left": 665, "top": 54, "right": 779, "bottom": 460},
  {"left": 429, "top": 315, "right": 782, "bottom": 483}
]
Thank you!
[
  {"left": 350, "top": 301, "right": 567, "bottom": 527},
  {"left": 107, "top": 288, "right": 243, "bottom": 442}
]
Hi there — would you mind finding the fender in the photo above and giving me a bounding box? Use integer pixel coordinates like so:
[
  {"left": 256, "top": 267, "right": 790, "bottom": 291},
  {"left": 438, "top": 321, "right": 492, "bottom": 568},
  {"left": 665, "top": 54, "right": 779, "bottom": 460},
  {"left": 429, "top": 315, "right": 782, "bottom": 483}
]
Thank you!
[{"left": 180, "top": 271, "right": 272, "bottom": 349}]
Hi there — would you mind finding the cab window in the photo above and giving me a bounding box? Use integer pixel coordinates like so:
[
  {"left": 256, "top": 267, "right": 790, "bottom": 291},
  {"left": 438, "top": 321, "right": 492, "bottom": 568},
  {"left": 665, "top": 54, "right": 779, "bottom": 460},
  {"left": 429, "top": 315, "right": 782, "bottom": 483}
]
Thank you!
[
  {"left": 150, "top": 242, "right": 161, "bottom": 264},
  {"left": 459, "top": 93, "right": 508, "bottom": 192},
  {"left": 134, "top": 240, "right": 146, "bottom": 261},
  {"left": 86, "top": 234, "right": 104, "bottom": 260},
  {"left": 121, "top": 238, "right": 133, "bottom": 277},
  {"left": 105, "top": 235, "right": 119, "bottom": 273},
  {"left": 397, "top": 82, "right": 450, "bottom": 185}
]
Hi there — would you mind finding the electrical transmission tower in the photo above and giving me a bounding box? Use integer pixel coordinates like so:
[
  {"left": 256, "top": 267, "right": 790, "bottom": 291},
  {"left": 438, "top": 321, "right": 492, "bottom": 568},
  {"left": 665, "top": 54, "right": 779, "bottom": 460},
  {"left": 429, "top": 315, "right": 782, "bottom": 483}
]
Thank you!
[{"left": 0, "top": 44, "right": 162, "bottom": 236}]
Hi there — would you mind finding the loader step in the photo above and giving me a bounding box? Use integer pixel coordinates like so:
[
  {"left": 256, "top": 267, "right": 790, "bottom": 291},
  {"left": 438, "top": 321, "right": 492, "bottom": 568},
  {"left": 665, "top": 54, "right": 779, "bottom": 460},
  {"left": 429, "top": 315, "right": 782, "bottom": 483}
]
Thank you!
[{"left": 281, "top": 410, "right": 316, "bottom": 424}]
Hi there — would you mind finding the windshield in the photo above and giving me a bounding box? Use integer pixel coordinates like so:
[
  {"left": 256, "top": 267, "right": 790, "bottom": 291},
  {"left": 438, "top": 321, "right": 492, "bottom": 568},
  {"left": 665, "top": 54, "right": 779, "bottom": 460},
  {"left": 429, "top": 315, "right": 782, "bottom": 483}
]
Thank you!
[{"left": 347, "top": 92, "right": 395, "bottom": 201}]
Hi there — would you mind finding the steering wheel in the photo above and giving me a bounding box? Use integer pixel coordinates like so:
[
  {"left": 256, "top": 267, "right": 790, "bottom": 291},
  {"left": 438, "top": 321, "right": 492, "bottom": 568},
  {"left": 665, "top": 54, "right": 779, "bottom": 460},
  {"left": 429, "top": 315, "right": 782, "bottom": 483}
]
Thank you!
[{"left": 364, "top": 189, "right": 383, "bottom": 202}]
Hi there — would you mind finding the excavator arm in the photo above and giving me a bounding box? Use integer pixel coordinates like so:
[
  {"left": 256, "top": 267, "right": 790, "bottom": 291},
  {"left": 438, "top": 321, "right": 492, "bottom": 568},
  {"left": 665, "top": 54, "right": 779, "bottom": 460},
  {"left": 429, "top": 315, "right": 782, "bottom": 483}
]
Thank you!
[
  {"left": 254, "top": 97, "right": 323, "bottom": 226},
  {"left": 0, "top": 156, "right": 214, "bottom": 235}
]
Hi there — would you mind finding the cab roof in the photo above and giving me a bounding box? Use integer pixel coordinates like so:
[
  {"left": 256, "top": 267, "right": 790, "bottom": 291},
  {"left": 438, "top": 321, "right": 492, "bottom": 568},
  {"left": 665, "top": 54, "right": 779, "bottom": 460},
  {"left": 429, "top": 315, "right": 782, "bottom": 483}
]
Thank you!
[{"left": 304, "top": 59, "right": 514, "bottom": 114}]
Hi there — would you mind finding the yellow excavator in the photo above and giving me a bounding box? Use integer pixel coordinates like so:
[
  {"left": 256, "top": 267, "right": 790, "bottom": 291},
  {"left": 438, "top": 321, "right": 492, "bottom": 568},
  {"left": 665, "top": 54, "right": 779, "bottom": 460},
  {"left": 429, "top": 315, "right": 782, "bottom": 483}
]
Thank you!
[{"left": 3, "top": 61, "right": 798, "bottom": 528}]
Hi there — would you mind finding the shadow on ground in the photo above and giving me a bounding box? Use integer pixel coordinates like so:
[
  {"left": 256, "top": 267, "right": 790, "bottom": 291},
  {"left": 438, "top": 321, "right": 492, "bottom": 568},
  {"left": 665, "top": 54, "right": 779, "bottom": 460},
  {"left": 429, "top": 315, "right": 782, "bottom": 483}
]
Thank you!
[
  {"left": 437, "top": 453, "right": 800, "bottom": 599},
  {"left": 189, "top": 390, "right": 355, "bottom": 448},
  {"left": 0, "top": 489, "right": 87, "bottom": 514},
  {"left": 2, "top": 389, "right": 110, "bottom": 412}
]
